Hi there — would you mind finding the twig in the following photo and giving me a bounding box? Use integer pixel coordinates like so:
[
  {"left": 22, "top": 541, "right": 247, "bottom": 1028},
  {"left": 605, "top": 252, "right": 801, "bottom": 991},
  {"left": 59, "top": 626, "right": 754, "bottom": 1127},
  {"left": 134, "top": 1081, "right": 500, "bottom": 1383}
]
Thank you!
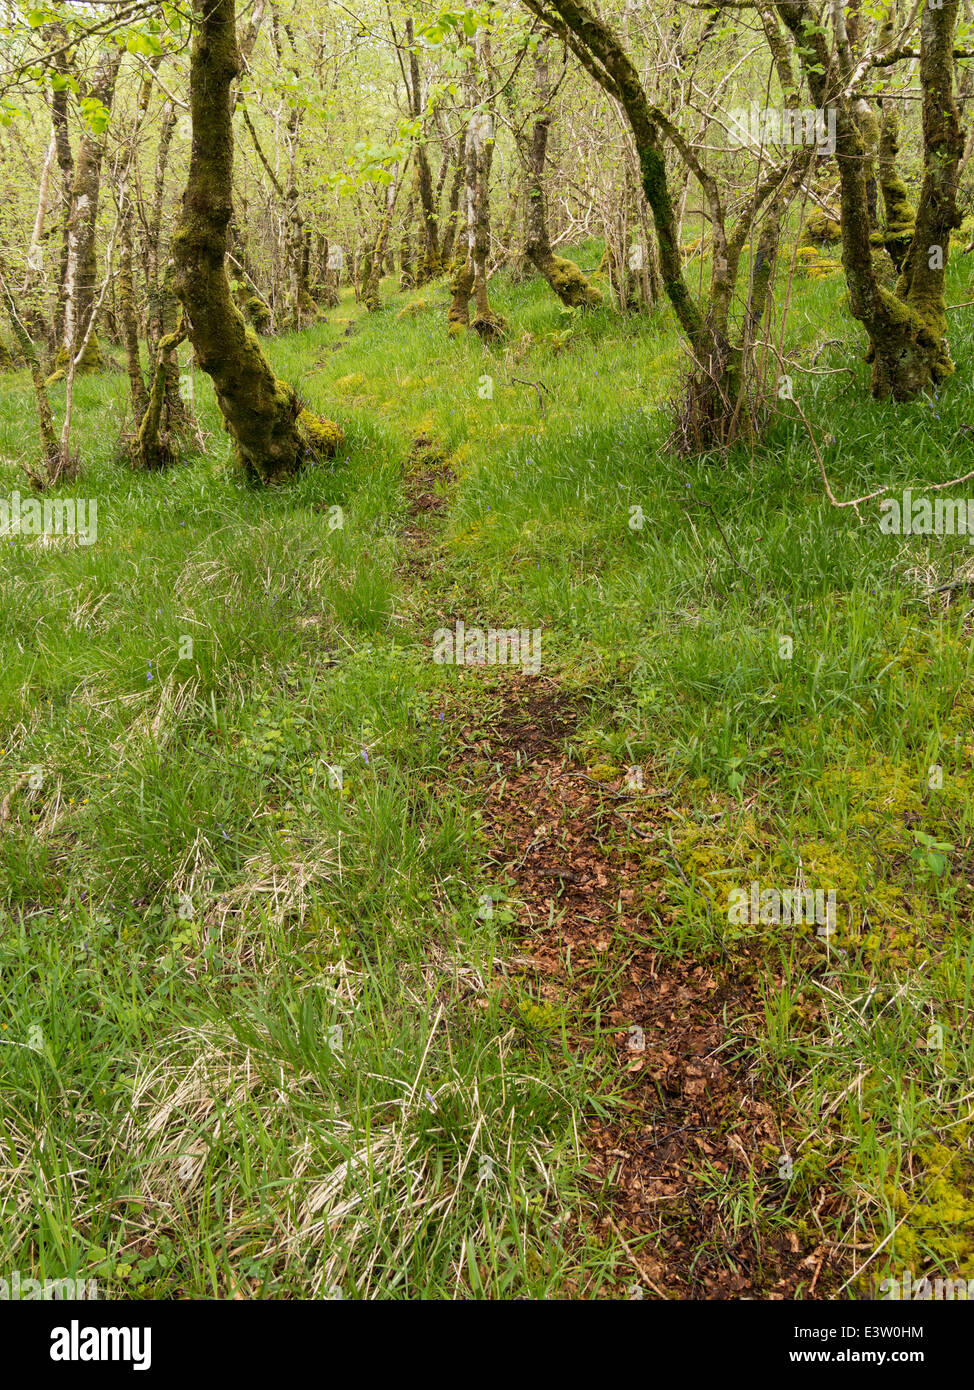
[
  {"left": 606, "top": 1217, "right": 670, "bottom": 1299},
  {"left": 676, "top": 469, "right": 757, "bottom": 582},
  {"left": 764, "top": 338, "right": 974, "bottom": 519},
  {"left": 570, "top": 775, "right": 672, "bottom": 800},
  {"left": 810, "top": 337, "right": 843, "bottom": 366},
  {"left": 511, "top": 376, "right": 551, "bottom": 416}
]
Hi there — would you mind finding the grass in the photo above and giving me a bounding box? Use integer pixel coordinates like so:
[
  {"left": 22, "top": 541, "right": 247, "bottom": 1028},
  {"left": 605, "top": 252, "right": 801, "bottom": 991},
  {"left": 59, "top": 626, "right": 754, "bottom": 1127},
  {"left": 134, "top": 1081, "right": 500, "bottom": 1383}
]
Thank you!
[{"left": 1, "top": 244, "right": 973, "bottom": 1297}]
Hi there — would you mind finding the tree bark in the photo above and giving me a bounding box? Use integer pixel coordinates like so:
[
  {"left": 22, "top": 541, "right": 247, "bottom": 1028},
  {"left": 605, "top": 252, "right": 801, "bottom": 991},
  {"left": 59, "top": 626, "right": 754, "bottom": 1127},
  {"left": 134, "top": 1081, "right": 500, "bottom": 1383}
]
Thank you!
[
  {"left": 405, "top": 18, "right": 441, "bottom": 283},
  {"left": 49, "top": 33, "right": 75, "bottom": 358},
  {"left": 777, "top": 0, "right": 963, "bottom": 399},
  {"left": 449, "top": 9, "right": 505, "bottom": 339},
  {"left": 172, "top": 0, "right": 341, "bottom": 484},
  {"left": 0, "top": 257, "right": 60, "bottom": 477},
  {"left": 522, "top": 44, "right": 601, "bottom": 307},
  {"left": 60, "top": 46, "right": 123, "bottom": 375},
  {"left": 439, "top": 152, "right": 465, "bottom": 266},
  {"left": 118, "top": 189, "right": 149, "bottom": 423},
  {"left": 360, "top": 176, "right": 398, "bottom": 311}
]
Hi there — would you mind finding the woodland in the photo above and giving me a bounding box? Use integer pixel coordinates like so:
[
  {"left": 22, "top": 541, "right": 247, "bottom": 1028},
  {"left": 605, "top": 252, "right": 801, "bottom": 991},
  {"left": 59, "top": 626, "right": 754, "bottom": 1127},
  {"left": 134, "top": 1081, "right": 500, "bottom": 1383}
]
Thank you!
[{"left": 0, "top": 0, "right": 973, "bottom": 1304}]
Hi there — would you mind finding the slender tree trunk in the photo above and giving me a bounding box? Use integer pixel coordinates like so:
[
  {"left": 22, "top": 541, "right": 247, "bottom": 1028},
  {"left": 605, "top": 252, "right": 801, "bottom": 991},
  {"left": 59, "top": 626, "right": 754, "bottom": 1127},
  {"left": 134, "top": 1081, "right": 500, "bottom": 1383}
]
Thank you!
[
  {"left": 449, "top": 11, "right": 505, "bottom": 338},
  {"left": 360, "top": 176, "right": 398, "bottom": 311},
  {"left": 877, "top": 103, "right": 914, "bottom": 272},
  {"left": 777, "top": 0, "right": 963, "bottom": 399},
  {"left": 283, "top": 106, "right": 313, "bottom": 327},
  {"left": 320, "top": 236, "right": 341, "bottom": 306},
  {"left": 439, "top": 152, "right": 465, "bottom": 266},
  {"left": 145, "top": 101, "right": 177, "bottom": 359},
  {"left": 136, "top": 319, "right": 187, "bottom": 469},
  {"left": 20, "top": 131, "right": 56, "bottom": 339},
  {"left": 50, "top": 45, "right": 75, "bottom": 360},
  {"left": 400, "top": 193, "right": 415, "bottom": 288},
  {"left": 141, "top": 101, "right": 190, "bottom": 435},
  {"left": 61, "top": 46, "right": 123, "bottom": 376},
  {"left": 0, "top": 257, "right": 60, "bottom": 476},
  {"left": 523, "top": 44, "right": 601, "bottom": 307},
  {"left": 172, "top": 0, "right": 341, "bottom": 484},
  {"left": 404, "top": 18, "right": 441, "bottom": 283},
  {"left": 118, "top": 190, "right": 149, "bottom": 423}
]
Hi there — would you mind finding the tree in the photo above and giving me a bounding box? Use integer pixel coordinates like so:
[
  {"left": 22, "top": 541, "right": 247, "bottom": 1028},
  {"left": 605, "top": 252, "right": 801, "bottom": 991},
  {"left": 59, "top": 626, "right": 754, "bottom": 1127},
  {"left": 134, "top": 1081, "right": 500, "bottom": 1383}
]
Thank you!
[
  {"left": 518, "top": 39, "right": 601, "bottom": 307},
  {"left": 56, "top": 44, "right": 122, "bottom": 377},
  {"left": 774, "top": 0, "right": 965, "bottom": 400},
  {"left": 171, "top": 0, "right": 342, "bottom": 484},
  {"left": 449, "top": 2, "right": 506, "bottom": 338},
  {"left": 402, "top": 14, "right": 442, "bottom": 283},
  {"left": 520, "top": 0, "right": 804, "bottom": 447}
]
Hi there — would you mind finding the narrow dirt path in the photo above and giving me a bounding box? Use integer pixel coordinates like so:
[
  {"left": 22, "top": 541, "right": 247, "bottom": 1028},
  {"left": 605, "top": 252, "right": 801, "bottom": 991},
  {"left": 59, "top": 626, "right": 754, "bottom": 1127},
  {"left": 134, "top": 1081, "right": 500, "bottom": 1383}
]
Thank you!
[
  {"left": 448, "top": 681, "right": 840, "bottom": 1297},
  {"left": 398, "top": 445, "right": 840, "bottom": 1299}
]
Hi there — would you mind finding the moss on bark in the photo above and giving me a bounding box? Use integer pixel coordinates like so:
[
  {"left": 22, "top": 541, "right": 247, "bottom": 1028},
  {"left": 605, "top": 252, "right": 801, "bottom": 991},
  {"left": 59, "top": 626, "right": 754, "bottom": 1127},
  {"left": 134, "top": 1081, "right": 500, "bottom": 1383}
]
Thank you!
[
  {"left": 877, "top": 108, "right": 915, "bottom": 271},
  {"left": 134, "top": 320, "right": 186, "bottom": 470},
  {"left": 522, "top": 46, "right": 602, "bottom": 310},
  {"left": 777, "top": 0, "right": 962, "bottom": 401},
  {"left": 46, "top": 335, "right": 104, "bottom": 384},
  {"left": 0, "top": 253, "right": 61, "bottom": 475},
  {"left": 62, "top": 47, "right": 121, "bottom": 371},
  {"left": 118, "top": 199, "right": 149, "bottom": 423},
  {"left": 172, "top": 0, "right": 341, "bottom": 484}
]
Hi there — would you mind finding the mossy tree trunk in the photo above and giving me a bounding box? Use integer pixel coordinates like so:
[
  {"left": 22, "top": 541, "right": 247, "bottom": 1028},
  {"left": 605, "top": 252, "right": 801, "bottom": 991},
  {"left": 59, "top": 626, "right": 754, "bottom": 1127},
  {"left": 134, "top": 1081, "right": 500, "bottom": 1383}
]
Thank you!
[
  {"left": 283, "top": 106, "right": 315, "bottom": 328},
  {"left": 877, "top": 104, "right": 914, "bottom": 271},
  {"left": 142, "top": 100, "right": 190, "bottom": 437},
  {"left": 49, "top": 32, "right": 75, "bottom": 360},
  {"left": 522, "top": 44, "right": 601, "bottom": 308},
  {"left": 0, "top": 256, "right": 61, "bottom": 478},
  {"left": 449, "top": 7, "right": 505, "bottom": 339},
  {"left": 118, "top": 189, "right": 149, "bottom": 424},
  {"left": 144, "top": 100, "right": 177, "bottom": 361},
  {"left": 360, "top": 175, "right": 398, "bottom": 312},
  {"left": 20, "top": 132, "right": 56, "bottom": 342},
  {"left": 284, "top": 187, "right": 311, "bottom": 327},
  {"left": 399, "top": 193, "right": 416, "bottom": 289},
  {"left": 319, "top": 236, "right": 341, "bottom": 306},
  {"left": 240, "top": 99, "right": 309, "bottom": 329},
  {"left": 777, "top": 0, "right": 963, "bottom": 400},
  {"left": 439, "top": 150, "right": 465, "bottom": 267},
  {"left": 404, "top": 18, "right": 442, "bottom": 283},
  {"left": 61, "top": 46, "right": 122, "bottom": 376},
  {"left": 524, "top": 0, "right": 798, "bottom": 448},
  {"left": 135, "top": 320, "right": 187, "bottom": 470},
  {"left": 172, "top": 0, "right": 341, "bottom": 484}
]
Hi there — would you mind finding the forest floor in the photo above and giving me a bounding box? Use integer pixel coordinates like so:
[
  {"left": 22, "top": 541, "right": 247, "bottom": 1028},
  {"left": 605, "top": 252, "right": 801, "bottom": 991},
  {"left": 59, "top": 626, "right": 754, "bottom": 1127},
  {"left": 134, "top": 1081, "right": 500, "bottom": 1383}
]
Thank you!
[{"left": 1, "top": 248, "right": 974, "bottom": 1298}]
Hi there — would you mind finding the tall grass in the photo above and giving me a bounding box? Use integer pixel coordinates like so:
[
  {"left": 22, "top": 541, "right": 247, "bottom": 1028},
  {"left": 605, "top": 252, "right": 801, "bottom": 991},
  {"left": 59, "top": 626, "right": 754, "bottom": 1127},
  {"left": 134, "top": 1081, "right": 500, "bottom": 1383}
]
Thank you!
[{"left": 1, "top": 251, "right": 973, "bottom": 1295}]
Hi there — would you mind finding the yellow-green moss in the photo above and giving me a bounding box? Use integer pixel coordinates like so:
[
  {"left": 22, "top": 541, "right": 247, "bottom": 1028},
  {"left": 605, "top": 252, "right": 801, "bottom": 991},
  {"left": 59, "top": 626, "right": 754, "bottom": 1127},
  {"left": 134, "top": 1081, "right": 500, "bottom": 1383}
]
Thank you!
[
  {"left": 886, "top": 1144, "right": 974, "bottom": 1278},
  {"left": 516, "top": 999, "right": 564, "bottom": 1034},
  {"left": 545, "top": 255, "right": 602, "bottom": 309},
  {"left": 45, "top": 334, "right": 105, "bottom": 385},
  {"left": 802, "top": 210, "right": 842, "bottom": 246},
  {"left": 244, "top": 296, "right": 271, "bottom": 333},
  {"left": 297, "top": 409, "right": 343, "bottom": 459},
  {"left": 396, "top": 298, "right": 428, "bottom": 320}
]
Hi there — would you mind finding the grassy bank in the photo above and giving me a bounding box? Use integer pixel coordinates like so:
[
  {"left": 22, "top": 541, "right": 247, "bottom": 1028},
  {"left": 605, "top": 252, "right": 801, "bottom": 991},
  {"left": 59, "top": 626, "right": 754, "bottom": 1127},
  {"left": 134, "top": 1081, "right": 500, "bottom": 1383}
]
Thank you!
[{"left": 1, "top": 251, "right": 973, "bottom": 1296}]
